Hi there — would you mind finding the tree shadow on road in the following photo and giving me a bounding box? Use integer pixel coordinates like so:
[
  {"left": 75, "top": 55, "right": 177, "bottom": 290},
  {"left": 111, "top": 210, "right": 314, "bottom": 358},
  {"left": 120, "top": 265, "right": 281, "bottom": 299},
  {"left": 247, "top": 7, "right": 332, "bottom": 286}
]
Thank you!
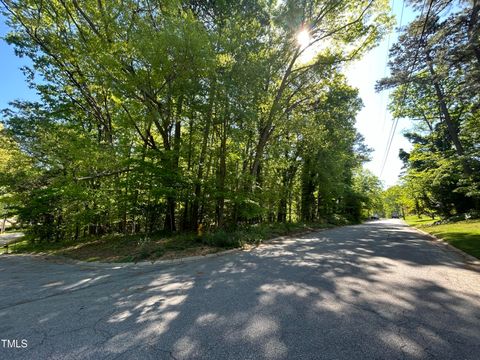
[{"left": 1, "top": 222, "right": 479, "bottom": 359}]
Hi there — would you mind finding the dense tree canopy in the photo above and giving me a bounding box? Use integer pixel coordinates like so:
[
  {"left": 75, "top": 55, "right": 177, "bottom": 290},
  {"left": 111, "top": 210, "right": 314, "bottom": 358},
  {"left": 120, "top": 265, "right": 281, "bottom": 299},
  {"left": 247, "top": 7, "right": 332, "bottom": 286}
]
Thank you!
[
  {"left": 378, "top": 0, "right": 480, "bottom": 219},
  {"left": 0, "top": 0, "right": 391, "bottom": 242}
]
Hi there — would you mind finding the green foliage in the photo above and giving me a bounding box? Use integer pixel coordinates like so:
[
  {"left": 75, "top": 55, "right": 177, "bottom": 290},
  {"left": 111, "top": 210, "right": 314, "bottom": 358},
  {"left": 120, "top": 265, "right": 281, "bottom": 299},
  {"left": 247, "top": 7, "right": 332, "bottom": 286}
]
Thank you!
[
  {"left": 382, "top": 185, "right": 405, "bottom": 218},
  {"left": 404, "top": 215, "right": 437, "bottom": 227},
  {"left": 378, "top": 1, "right": 480, "bottom": 218},
  {"left": 202, "top": 221, "right": 335, "bottom": 249},
  {"left": 405, "top": 216, "right": 480, "bottom": 260},
  {"left": 352, "top": 169, "right": 384, "bottom": 219},
  {"left": 202, "top": 230, "right": 244, "bottom": 248},
  {"left": 0, "top": 0, "right": 391, "bottom": 245}
]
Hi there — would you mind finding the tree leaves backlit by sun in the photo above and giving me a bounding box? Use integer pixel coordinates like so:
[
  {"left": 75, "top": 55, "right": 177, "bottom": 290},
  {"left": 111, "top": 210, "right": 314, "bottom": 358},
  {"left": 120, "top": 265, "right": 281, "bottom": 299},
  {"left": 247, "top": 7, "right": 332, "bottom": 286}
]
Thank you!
[{"left": 0, "top": 0, "right": 392, "bottom": 242}]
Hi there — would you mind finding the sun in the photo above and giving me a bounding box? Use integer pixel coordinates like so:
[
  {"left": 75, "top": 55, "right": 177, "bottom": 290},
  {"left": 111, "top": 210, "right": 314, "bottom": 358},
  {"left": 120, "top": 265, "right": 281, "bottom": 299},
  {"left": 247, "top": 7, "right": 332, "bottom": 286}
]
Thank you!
[{"left": 296, "top": 29, "right": 311, "bottom": 49}]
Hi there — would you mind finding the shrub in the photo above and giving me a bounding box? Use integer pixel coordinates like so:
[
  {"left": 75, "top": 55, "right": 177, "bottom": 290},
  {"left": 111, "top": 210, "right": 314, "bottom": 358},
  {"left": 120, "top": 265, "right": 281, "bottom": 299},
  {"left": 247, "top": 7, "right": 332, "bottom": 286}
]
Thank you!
[{"left": 203, "top": 230, "right": 241, "bottom": 248}]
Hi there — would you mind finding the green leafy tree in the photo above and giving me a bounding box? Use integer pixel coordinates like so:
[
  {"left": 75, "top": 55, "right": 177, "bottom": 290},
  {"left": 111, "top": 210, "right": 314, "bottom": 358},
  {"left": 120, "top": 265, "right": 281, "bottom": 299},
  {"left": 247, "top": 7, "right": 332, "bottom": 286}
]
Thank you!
[
  {"left": 0, "top": 0, "right": 391, "bottom": 243},
  {"left": 377, "top": 1, "right": 480, "bottom": 217}
]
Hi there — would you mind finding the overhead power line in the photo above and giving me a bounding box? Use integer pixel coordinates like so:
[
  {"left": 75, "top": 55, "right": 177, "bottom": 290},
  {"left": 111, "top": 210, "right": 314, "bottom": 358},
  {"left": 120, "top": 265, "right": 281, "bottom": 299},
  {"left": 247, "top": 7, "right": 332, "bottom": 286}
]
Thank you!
[
  {"left": 379, "top": 0, "right": 435, "bottom": 177},
  {"left": 380, "top": 0, "right": 396, "bottom": 134}
]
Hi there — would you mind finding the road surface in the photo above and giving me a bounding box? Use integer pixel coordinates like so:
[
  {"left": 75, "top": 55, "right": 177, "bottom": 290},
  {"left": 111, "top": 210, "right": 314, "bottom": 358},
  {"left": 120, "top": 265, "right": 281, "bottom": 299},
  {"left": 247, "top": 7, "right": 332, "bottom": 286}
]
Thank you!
[
  {"left": 0, "top": 233, "right": 24, "bottom": 247},
  {"left": 0, "top": 220, "right": 479, "bottom": 359}
]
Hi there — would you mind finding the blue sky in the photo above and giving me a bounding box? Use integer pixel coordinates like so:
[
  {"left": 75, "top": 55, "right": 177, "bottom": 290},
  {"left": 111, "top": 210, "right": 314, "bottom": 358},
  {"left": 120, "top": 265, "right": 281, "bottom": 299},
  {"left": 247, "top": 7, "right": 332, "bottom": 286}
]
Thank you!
[
  {"left": 346, "top": 1, "right": 417, "bottom": 187},
  {"left": 0, "top": 16, "right": 37, "bottom": 109},
  {"left": 0, "top": 3, "right": 416, "bottom": 188}
]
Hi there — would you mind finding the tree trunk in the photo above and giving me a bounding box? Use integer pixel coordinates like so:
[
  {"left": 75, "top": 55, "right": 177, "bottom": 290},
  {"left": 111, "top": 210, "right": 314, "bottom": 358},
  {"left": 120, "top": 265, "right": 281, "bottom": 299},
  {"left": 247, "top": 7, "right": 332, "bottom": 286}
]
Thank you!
[
  {"left": 468, "top": 0, "right": 480, "bottom": 66},
  {"left": 250, "top": 48, "right": 300, "bottom": 182},
  {"left": 181, "top": 116, "right": 195, "bottom": 231},
  {"left": 277, "top": 198, "right": 287, "bottom": 223},
  {"left": 164, "top": 198, "right": 176, "bottom": 232},
  {"left": 301, "top": 158, "right": 315, "bottom": 222},
  {"left": 216, "top": 115, "right": 227, "bottom": 228},
  {"left": 425, "top": 50, "right": 471, "bottom": 175},
  {"left": 192, "top": 77, "right": 216, "bottom": 230},
  {"left": 163, "top": 95, "right": 184, "bottom": 232}
]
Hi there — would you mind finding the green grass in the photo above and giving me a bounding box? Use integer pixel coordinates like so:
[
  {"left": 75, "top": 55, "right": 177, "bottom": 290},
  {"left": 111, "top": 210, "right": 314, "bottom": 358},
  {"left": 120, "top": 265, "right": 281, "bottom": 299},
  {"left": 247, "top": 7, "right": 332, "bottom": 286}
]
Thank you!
[
  {"left": 8, "top": 232, "right": 211, "bottom": 263},
  {"left": 405, "top": 216, "right": 480, "bottom": 259},
  {"left": 4, "top": 221, "right": 339, "bottom": 263},
  {"left": 404, "top": 215, "right": 437, "bottom": 227}
]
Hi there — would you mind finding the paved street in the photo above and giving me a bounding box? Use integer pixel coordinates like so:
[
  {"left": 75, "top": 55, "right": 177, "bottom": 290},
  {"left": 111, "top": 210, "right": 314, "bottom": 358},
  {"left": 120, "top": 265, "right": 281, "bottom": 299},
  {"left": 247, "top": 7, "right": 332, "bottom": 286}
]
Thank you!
[
  {"left": 0, "top": 220, "right": 479, "bottom": 360},
  {"left": 0, "top": 233, "right": 24, "bottom": 247}
]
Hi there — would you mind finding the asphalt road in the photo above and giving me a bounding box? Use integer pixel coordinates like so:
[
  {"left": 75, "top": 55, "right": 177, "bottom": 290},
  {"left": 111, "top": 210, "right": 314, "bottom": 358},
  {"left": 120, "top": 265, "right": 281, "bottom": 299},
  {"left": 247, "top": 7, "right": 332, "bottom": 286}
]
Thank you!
[
  {"left": 0, "top": 220, "right": 479, "bottom": 360},
  {"left": 0, "top": 233, "right": 24, "bottom": 247}
]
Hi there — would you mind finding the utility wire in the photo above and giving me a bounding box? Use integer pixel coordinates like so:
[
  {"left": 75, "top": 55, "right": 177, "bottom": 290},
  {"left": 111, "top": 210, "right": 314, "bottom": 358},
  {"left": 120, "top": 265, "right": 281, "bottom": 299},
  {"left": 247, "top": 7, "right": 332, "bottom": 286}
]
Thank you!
[
  {"left": 379, "top": 0, "right": 434, "bottom": 177},
  {"left": 379, "top": 0, "right": 407, "bottom": 176},
  {"left": 379, "top": 0, "right": 405, "bottom": 171},
  {"left": 380, "top": 0, "right": 396, "bottom": 134}
]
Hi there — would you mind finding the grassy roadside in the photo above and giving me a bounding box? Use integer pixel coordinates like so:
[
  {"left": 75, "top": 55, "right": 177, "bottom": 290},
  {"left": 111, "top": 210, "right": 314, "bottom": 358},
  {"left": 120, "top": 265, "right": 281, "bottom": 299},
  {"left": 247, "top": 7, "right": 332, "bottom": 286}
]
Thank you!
[
  {"left": 404, "top": 215, "right": 480, "bottom": 259},
  {"left": 3, "top": 221, "right": 339, "bottom": 263}
]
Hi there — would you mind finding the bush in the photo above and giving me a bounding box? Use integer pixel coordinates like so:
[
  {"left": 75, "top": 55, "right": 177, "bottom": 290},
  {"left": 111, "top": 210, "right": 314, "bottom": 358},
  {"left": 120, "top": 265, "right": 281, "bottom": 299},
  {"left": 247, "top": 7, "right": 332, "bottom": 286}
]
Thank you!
[
  {"left": 203, "top": 230, "right": 242, "bottom": 248},
  {"left": 466, "top": 210, "right": 480, "bottom": 220},
  {"left": 327, "top": 214, "right": 351, "bottom": 225},
  {"left": 202, "top": 225, "right": 272, "bottom": 248},
  {"left": 201, "top": 221, "right": 338, "bottom": 249},
  {"left": 448, "top": 214, "right": 467, "bottom": 223}
]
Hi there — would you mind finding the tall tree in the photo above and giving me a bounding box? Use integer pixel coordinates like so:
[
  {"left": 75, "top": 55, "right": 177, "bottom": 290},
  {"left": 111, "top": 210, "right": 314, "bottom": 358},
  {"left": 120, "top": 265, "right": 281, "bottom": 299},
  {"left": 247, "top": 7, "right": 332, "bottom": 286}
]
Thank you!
[{"left": 1, "top": 0, "right": 391, "bottom": 242}]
